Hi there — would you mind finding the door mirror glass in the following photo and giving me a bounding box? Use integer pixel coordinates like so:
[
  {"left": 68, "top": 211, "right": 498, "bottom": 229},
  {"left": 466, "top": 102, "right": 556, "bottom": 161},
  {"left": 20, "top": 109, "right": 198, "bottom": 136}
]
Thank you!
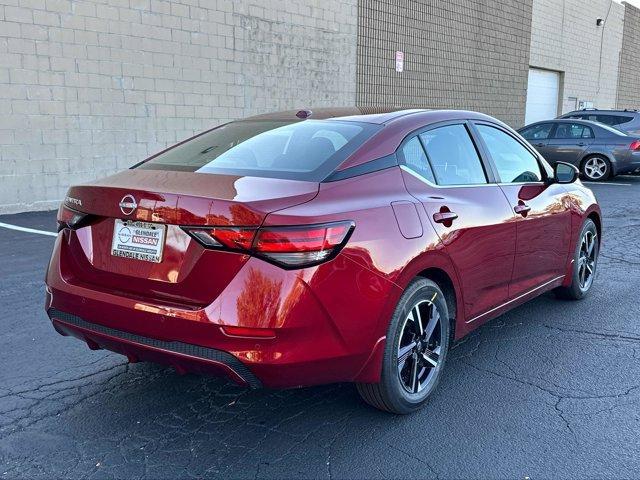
[{"left": 554, "top": 162, "right": 578, "bottom": 183}]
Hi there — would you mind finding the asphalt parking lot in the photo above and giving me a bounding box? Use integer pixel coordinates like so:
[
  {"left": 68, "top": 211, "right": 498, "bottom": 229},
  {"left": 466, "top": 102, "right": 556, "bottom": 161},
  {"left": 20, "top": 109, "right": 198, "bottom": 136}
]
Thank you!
[{"left": 1, "top": 177, "right": 639, "bottom": 479}]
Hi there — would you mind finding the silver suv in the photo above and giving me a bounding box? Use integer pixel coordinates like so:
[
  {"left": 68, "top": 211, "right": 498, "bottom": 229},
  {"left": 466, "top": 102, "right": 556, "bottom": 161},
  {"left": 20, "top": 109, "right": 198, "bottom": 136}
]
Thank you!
[{"left": 559, "top": 109, "right": 640, "bottom": 135}]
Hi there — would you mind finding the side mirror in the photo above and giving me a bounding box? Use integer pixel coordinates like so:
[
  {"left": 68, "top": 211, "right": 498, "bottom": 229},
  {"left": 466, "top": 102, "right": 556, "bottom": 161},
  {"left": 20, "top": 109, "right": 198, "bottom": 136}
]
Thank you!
[{"left": 553, "top": 161, "right": 579, "bottom": 184}]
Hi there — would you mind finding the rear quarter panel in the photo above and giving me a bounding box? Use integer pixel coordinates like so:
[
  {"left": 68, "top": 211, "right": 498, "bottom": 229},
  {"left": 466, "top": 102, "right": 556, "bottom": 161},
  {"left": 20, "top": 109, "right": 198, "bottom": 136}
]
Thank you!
[{"left": 262, "top": 167, "right": 462, "bottom": 363}]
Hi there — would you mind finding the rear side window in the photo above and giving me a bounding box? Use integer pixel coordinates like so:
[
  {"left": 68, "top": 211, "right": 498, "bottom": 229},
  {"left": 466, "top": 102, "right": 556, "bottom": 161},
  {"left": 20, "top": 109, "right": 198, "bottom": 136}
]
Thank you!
[
  {"left": 419, "top": 124, "right": 487, "bottom": 186},
  {"left": 554, "top": 123, "right": 593, "bottom": 139},
  {"left": 137, "top": 120, "right": 380, "bottom": 181},
  {"left": 520, "top": 123, "right": 554, "bottom": 140},
  {"left": 566, "top": 113, "right": 634, "bottom": 126},
  {"left": 594, "top": 114, "right": 634, "bottom": 126},
  {"left": 477, "top": 125, "right": 542, "bottom": 183},
  {"left": 398, "top": 137, "right": 436, "bottom": 183}
]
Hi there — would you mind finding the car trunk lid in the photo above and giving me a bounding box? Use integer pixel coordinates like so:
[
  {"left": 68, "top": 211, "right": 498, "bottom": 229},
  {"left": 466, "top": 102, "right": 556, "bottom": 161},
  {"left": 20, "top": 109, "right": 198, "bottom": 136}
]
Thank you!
[{"left": 60, "top": 170, "right": 319, "bottom": 306}]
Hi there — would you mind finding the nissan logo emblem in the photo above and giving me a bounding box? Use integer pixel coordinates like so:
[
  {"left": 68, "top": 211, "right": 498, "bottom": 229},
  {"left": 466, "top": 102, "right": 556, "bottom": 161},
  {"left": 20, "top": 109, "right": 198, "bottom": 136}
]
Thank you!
[{"left": 119, "top": 194, "right": 137, "bottom": 216}]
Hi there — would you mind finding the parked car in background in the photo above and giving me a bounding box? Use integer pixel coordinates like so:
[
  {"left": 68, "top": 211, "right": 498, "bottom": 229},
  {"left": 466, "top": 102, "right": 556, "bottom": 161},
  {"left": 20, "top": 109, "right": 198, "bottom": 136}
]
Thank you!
[
  {"left": 518, "top": 119, "right": 640, "bottom": 181},
  {"left": 559, "top": 109, "right": 640, "bottom": 135},
  {"left": 47, "top": 108, "right": 601, "bottom": 414}
]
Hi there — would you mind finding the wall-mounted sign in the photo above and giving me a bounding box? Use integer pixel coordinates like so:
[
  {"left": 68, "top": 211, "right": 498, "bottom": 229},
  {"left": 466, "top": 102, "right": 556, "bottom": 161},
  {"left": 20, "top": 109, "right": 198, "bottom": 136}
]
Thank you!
[{"left": 395, "top": 51, "right": 404, "bottom": 72}]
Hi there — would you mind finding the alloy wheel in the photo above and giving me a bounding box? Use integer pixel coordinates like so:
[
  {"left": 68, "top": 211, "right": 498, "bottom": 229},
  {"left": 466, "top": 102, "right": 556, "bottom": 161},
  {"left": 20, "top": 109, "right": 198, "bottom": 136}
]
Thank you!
[
  {"left": 397, "top": 299, "right": 443, "bottom": 394},
  {"left": 578, "top": 229, "right": 597, "bottom": 291},
  {"left": 583, "top": 157, "right": 608, "bottom": 180}
]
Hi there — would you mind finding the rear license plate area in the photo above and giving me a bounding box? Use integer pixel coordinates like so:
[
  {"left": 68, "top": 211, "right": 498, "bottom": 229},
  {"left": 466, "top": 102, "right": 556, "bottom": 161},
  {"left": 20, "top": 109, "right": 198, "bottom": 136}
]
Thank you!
[{"left": 111, "top": 219, "right": 166, "bottom": 263}]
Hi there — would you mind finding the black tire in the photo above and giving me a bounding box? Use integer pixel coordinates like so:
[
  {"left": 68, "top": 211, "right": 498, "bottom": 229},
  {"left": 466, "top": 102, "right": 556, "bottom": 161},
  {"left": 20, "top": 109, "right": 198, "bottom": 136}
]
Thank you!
[
  {"left": 356, "top": 278, "right": 450, "bottom": 414},
  {"left": 581, "top": 155, "right": 611, "bottom": 181},
  {"left": 554, "top": 219, "right": 599, "bottom": 300}
]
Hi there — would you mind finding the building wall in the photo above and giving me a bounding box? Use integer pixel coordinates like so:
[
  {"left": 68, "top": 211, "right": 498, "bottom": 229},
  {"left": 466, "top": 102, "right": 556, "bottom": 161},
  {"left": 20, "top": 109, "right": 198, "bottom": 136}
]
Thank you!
[
  {"left": 356, "top": 0, "right": 533, "bottom": 127},
  {"left": 529, "top": 0, "right": 624, "bottom": 114},
  {"left": 616, "top": 2, "right": 640, "bottom": 109},
  {"left": 0, "top": 0, "right": 357, "bottom": 214}
]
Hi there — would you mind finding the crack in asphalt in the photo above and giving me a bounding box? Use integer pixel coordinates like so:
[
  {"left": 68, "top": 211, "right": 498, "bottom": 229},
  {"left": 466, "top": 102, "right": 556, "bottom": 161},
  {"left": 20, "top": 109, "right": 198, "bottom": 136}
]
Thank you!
[
  {"left": 541, "top": 323, "right": 640, "bottom": 344},
  {"left": 599, "top": 253, "right": 640, "bottom": 266},
  {"left": 385, "top": 443, "right": 440, "bottom": 479},
  {"left": 0, "top": 363, "right": 132, "bottom": 433}
]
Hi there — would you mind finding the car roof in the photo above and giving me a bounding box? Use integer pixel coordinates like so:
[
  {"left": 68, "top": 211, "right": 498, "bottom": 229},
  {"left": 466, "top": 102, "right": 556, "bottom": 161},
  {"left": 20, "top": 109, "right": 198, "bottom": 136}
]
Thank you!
[
  {"left": 242, "top": 107, "right": 427, "bottom": 124},
  {"left": 522, "top": 118, "right": 607, "bottom": 127},
  {"left": 561, "top": 109, "right": 639, "bottom": 115},
  {"left": 241, "top": 107, "right": 498, "bottom": 126}
]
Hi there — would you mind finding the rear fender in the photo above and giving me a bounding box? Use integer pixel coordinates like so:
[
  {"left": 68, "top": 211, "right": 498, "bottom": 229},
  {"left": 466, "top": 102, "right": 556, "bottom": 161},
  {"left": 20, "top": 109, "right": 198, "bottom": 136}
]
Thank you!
[{"left": 354, "top": 247, "right": 464, "bottom": 383}]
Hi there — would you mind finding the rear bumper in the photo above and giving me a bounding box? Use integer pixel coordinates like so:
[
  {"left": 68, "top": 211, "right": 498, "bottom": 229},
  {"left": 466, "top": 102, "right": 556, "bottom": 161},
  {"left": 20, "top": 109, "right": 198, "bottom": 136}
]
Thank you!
[
  {"left": 613, "top": 152, "right": 640, "bottom": 175},
  {"left": 47, "top": 308, "right": 262, "bottom": 388},
  {"left": 45, "top": 233, "right": 400, "bottom": 388}
]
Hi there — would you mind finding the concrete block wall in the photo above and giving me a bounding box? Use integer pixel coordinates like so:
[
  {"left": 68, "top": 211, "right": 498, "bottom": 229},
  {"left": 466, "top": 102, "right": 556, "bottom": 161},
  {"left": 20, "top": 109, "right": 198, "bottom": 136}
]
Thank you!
[
  {"left": 0, "top": 0, "right": 357, "bottom": 214},
  {"left": 529, "top": 0, "right": 624, "bottom": 114},
  {"left": 355, "top": 0, "right": 533, "bottom": 127},
  {"left": 616, "top": 2, "right": 640, "bottom": 109}
]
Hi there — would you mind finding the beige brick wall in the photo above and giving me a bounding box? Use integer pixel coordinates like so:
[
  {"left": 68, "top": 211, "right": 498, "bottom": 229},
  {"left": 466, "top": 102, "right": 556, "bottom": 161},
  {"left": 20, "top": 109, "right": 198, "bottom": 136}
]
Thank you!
[
  {"left": 0, "top": 0, "right": 357, "bottom": 214},
  {"left": 529, "top": 0, "right": 624, "bottom": 114},
  {"left": 616, "top": 2, "right": 640, "bottom": 109},
  {"left": 355, "top": 0, "right": 533, "bottom": 128}
]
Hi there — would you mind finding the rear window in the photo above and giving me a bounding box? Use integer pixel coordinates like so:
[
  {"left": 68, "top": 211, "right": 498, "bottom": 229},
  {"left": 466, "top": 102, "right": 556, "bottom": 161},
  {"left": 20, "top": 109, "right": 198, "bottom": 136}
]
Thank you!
[
  {"left": 136, "top": 120, "right": 380, "bottom": 181},
  {"left": 596, "top": 123, "right": 628, "bottom": 136}
]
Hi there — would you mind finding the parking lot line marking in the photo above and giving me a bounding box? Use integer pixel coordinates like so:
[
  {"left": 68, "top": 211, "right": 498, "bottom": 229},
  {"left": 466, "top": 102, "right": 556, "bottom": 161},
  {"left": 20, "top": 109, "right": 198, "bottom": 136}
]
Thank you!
[
  {"left": 583, "top": 182, "right": 632, "bottom": 186},
  {"left": 0, "top": 222, "right": 57, "bottom": 237}
]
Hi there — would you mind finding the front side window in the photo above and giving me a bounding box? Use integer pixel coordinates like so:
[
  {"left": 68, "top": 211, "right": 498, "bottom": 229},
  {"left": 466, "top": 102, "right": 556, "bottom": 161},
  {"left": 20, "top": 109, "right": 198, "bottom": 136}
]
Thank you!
[
  {"left": 554, "top": 123, "right": 594, "bottom": 139},
  {"left": 419, "top": 124, "right": 487, "bottom": 186},
  {"left": 398, "top": 136, "right": 435, "bottom": 183},
  {"left": 137, "top": 120, "right": 380, "bottom": 181},
  {"left": 520, "top": 123, "right": 554, "bottom": 140},
  {"left": 476, "top": 125, "right": 543, "bottom": 183}
]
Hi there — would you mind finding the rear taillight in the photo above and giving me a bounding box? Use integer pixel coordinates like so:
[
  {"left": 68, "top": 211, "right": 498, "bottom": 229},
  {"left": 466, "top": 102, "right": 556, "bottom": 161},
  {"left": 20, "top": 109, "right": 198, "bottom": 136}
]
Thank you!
[
  {"left": 630, "top": 140, "right": 640, "bottom": 151},
  {"left": 183, "top": 221, "right": 354, "bottom": 269},
  {"left": 56, "top": 204, "right": 93, "bottom": 232},
  {"left": 188, "top": 227, "right": 255, "bottom": 250}
]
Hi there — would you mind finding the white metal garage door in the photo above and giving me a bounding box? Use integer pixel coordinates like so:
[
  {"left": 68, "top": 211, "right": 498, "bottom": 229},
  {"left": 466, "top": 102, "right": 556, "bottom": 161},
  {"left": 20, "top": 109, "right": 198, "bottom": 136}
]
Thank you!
[{"left": 525, "top": 68, "right": 560, "bottom": 125}]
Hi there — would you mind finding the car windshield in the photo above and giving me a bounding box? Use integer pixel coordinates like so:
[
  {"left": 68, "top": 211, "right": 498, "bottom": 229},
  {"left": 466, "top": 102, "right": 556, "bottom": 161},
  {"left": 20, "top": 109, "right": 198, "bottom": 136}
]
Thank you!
[{"left": 136, "top": 119, "right": 380, "bottom": 181}]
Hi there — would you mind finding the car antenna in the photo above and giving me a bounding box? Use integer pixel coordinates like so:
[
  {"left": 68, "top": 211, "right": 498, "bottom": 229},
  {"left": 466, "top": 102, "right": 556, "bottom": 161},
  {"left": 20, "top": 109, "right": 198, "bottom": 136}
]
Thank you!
[{"left": 296, "top": 109, "right": 312, "bottom": 119}]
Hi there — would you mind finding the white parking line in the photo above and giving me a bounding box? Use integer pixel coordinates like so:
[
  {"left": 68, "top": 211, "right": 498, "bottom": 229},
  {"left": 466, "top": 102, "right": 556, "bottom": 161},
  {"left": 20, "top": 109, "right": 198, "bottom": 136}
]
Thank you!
[
  {"left": 583, "top": 182, "right": 632, "bottom": 186},
  {"left": 0, "top": 222, "right": 57, "bottom": 237}
]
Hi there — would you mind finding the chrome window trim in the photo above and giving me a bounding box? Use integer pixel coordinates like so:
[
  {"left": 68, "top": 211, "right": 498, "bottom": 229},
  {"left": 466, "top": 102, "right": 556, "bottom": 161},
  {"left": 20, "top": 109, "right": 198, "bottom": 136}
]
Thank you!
[
  {"left": 496, "top": 181, "right": 546, "bottom": 186},
  {"left": 400, "top": 165, "right": 495, "bottom": 189},
  {"left": 401, "top": 165, "right": 547, "bottom": 189}
]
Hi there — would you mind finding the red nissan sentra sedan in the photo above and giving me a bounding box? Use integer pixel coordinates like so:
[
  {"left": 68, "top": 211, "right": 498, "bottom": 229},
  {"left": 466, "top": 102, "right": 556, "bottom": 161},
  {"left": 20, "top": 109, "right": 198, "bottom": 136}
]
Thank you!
[{"left": 46, "top": 108, "right": 601, "bottom": 414}]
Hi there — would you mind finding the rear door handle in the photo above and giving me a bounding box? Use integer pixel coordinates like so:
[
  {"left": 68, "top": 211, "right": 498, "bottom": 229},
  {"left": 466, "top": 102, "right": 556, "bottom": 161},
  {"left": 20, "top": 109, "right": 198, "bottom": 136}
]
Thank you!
[
  {"left": 514, "top": 203, "right": 531, "bottom": 216},
  {"left": 433, "top": 211, "right": 458, "bottom": 224},
  {"left": 577, "top": 142, "right": 586, "bottom": 146},
  {"left": 535, "top": 143, "right": 545, "bottom": 147}
]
